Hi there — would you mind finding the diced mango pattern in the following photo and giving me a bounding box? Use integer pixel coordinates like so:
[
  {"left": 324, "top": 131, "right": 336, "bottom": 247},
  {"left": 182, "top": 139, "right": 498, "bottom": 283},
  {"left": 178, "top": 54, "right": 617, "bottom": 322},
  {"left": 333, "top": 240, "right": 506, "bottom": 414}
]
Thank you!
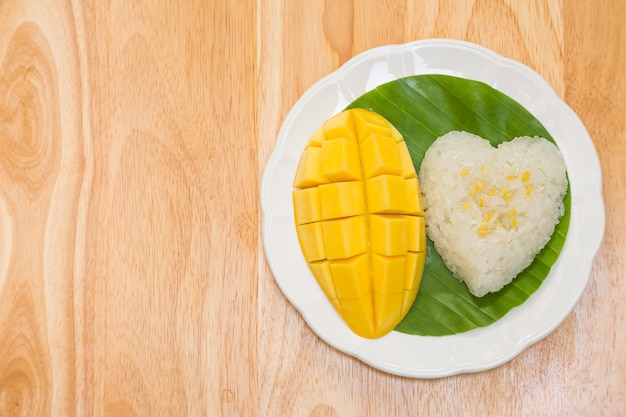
[{"left": 293, "top": 108, "right": 426, "bottom": 339}]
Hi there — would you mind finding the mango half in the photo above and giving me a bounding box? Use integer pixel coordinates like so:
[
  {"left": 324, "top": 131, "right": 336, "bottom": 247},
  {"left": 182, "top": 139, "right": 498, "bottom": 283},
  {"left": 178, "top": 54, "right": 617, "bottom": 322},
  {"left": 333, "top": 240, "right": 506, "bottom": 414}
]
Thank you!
[{"left": 292, "top": 108, "right": 426, "bottom": 338}]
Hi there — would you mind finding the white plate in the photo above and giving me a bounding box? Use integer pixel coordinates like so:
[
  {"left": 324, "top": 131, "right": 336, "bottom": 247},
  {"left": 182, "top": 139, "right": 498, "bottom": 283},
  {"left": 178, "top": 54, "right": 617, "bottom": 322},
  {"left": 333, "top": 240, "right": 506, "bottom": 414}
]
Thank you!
[{"left": 260, "top": 39, "right": 605, "bottom": 378}]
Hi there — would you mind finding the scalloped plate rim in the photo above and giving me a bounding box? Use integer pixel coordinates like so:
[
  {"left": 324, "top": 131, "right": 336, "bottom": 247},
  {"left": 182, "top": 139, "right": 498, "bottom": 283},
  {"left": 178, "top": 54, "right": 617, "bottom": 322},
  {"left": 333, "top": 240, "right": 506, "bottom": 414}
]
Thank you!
[{"left": 260, "top": 38, "right": 605, "bottom": 378}]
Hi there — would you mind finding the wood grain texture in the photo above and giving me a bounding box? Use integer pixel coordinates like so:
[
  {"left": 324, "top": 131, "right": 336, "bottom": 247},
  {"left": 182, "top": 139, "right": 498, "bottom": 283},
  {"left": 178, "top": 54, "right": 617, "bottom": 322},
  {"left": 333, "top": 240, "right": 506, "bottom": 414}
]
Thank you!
[{"left": 0, "top": 0, "right": 624, "bottom": 416}]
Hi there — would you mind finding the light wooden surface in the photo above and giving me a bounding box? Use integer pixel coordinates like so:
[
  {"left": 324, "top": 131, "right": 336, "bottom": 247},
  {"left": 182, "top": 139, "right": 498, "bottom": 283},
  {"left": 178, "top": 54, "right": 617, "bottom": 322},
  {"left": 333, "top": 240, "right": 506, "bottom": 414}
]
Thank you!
[{"left": 0, "top": 0, "right": 623, "bottom": 416}]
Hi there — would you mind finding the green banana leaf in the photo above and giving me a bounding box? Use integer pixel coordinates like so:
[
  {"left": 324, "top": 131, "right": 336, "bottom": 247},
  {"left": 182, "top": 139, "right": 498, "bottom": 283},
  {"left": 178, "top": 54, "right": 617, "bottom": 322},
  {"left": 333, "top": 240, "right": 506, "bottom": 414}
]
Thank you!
[{"left": 346, "top": 74, "right": 571, "bottom": 336}]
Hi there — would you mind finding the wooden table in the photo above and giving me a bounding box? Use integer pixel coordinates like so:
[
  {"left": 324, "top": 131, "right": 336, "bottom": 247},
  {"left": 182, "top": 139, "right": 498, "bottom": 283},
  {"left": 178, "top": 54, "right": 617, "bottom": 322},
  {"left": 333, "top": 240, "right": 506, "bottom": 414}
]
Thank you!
[{"left": 0, "top": 1, "right": 623, "bottom": 415}]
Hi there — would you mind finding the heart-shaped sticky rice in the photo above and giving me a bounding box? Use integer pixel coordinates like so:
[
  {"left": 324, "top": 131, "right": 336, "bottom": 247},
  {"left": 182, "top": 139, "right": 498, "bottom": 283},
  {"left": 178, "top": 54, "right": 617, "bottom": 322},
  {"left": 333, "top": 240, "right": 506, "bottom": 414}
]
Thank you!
[{"left": 418, "top": 131, "right": 568, "bottom": 298}]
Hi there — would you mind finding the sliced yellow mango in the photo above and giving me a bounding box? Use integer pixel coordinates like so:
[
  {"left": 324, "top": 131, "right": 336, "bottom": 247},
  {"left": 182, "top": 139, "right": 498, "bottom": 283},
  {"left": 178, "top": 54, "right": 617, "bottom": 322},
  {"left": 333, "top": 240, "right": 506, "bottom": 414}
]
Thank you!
[
  {"left": 403, "top": 178, "right": 423, "bottom": 215},
  {"left": 407, "top": 216, "right": 426, "bottom": 252},
  {"left": 398, "top": 141, "right": 417, "bottom": 179},
  {"left": 307, "top": 127, "right": 325, "bottom": 148},
  {"left": 295, "top": 222, "right": 326, "bottom": 262},
  {"left": 369, "top": 214, "right": 408, "bottom": 257},
  {"left": 401, "top": 288, "right": 419, "bottom": 318},
  {"left": 373, "top": 291, "right": 403, "bottom": 335},
  {"left": 339, "top": 295, "right": 376, "bottom": 337},
  {"left": 360, "top": 134, "right": 401, "bottom": 178},
  {"left": 292, "top": 108, "right": 426, "bottom": 339},
  {"left": 292, "top": 187, "right": 322, "bottom": 225},
  {"left": 293, "top": 147, "right": 328, "bottom": 188},
  {"left": 331, "top": 254, "right": 372, "bottom": 299},
  {"left": 321, "top": 215, "right": 368, "bottom": 260},
  {"left": 371, "top": 254, "right": 406, "bottom": 294},
  {"left": 321, "top": 138, "right": 362, "bottom": 181},
  {"left": 323, "top": 110, "right": 357, "bottom": 142},
  {"left": 404, "top": 251, "right": 426, "bottom": 291},
  {"left": 319, "top": 181, "right": 365, "bottom": 220},
  {"left": 308, "top": 261, "right": 341, "bottom": 312},
  {"left": 365, "top": 175, "right": 407, "bottom": 214}
]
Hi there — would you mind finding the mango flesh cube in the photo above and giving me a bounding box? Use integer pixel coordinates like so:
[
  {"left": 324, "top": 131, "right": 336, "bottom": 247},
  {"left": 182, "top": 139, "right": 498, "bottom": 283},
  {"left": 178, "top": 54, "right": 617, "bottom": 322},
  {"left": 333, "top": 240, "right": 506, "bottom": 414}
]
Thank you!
[
  {"left": 292, "top": 108, "right": 426, "bottom": 339},
  {"left": 369, "top": 214, "right": 408, "bottom": 257},
  {"left": 321, "top": 215, "right": 368, "bottom": 260},
  {"left": 371, "top": 254, "right": 406, "bottom": 295},
  {"left": 373, "top": 291, "right": 403, "bottom": 335},
  {"left": 404, "top": 178, "right": 423, "bottom": 215},
  {"left": 404, "top": 251, "right": 426, "bottom": 291},
  {"left": 293, "top": 187, "right": 322, "bottom": 225},
  {"left": 296, "top": 222, "right": 326, "bottom": 262},
  {"left": 331, "top": 254, "right": 372, "bottom": 299},
  {"left": 398, "top": 141, "right": 417, "bottom": 179},
  {"left": 307, "top": 127, "right": 325, "bottom": 148},
  {"left": 339, "top": 294, "right": 376, "bottom": 337},
  {"left": 323, "top": 110, "right": 357, "bottom": 142},
  {"left": 351, "top": 108, "right": 392, "bottom": 141},
  {"left": 319, "top": 181, "right": 365, "bottom": 220},
  {"left": 308, "top": 261, "right": 341, "bottom": 311},
  {"left": 360, "top": 134, "right": 402, "bottom": 178},
  {"left": 388, "top": 124, "right": 403, "bottom": 142},
  {"left": 321, "top": 138, "right": 362, "bottom": 181},
  {"left": 407, "top": 216, "right": 426, "bottom": 252},
  {"left": 293, "top": 146, "right": 329, "bottom": 188},
  {"left": 401, "top": 287, "right": 419, "bottom": 318},
  {"left": 365, "top": 175, "right": 406, "bottom": 214}
]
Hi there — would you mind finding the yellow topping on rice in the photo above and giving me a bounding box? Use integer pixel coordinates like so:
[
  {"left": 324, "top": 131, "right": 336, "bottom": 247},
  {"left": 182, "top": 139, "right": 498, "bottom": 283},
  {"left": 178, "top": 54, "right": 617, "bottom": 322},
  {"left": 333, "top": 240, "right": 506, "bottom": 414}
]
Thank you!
[{"left": 459, "top": 169, "right": 538, "bottom": 237}]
